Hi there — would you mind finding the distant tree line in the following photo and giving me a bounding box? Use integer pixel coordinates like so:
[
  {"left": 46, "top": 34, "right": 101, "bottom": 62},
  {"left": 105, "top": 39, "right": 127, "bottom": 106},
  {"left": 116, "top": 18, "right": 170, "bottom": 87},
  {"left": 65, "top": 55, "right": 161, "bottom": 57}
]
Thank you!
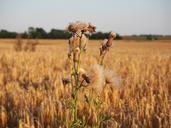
[
  {"left": 0, "top": 30, "right": 17, "bottom": 38},
  {"left": 0, "top": 27, "right": 170, "bottom": 40},
  {"left": 0, "top": 27, "right": 122, "bottom": 40}
]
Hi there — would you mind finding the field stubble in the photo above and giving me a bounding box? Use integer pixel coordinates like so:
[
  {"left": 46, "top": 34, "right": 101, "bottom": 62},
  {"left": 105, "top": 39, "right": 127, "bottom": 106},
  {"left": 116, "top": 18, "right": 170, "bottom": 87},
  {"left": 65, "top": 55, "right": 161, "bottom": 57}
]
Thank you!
[{"left": 0, "top": 39, "right": 170, "bottom": 128}]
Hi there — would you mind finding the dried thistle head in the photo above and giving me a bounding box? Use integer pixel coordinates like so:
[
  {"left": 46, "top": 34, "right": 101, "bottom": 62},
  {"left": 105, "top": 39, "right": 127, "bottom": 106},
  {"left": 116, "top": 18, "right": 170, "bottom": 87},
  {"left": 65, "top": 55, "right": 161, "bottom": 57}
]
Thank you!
[
  {"left": 104, "top": 69, "right": 122, "bottom": 89},
  {"left": 68, "top": 36, "right": 80, "bottom": 51},
  {"left": 86, "top": 23, "right": 96, "bottom": 33},
  {"left": 68, "top": 34, "right": 88, "bottom": 56},
  {"left": 67, "top": 21, "right": 88, "bottom": 33},
  {"left": 106, "top": 32, "right": 116, "bottom": 47},
  {"left": 81, "top": 74, "right": 90, "bottom": 84},
  {"left": 109, "top": 32, "right": 116, "bottom": 38},
  {"left": 87, "top": 64, "right": 105, "bottom": 93},
  {"left": 67, "top": 21, "right": 96, "bottom": 33},
  {"left": 99, "top": 32, "right": 116, "bottom": 55},
  {"left": 78, "top": 68, "right": 90, "bottom": 87}
]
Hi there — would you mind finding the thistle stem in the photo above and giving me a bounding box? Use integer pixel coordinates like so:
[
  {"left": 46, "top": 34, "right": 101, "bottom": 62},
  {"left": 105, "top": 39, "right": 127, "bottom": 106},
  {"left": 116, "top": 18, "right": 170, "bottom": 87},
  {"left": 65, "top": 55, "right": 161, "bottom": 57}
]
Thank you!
[
  {"left": 70, "top": 31, "right": 84, "bottom": 125},
  {"left": 99, "top": 51, "right": 107, "bottom": 65}
]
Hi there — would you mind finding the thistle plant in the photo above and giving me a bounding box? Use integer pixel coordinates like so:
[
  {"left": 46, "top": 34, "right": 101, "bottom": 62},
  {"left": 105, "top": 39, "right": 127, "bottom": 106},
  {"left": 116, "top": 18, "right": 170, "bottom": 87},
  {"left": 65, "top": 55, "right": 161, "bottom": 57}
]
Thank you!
[
  {"left": 66, "top": 22, "right": 119, "bottom": 127},
  {"left": 67, "top": 21, "right": 96, "bottom": 126}
]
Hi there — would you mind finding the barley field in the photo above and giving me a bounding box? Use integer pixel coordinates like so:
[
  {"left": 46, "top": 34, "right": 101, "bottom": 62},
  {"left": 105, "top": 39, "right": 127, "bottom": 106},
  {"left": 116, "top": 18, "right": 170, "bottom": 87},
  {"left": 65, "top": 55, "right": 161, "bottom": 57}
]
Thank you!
[{"left": 0, "top": 39, "right": 170, "bottom": 128}]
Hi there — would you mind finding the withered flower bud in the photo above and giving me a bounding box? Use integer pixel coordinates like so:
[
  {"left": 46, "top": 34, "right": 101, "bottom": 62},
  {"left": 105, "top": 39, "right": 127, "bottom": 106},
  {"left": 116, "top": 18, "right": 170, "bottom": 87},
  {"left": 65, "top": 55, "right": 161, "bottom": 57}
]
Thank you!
[
  {"left": 82, "top": 74, "right": 90, "bottom": 84},
  {"left": 106, "top": 32, "right": 116, "bottom": 47}
]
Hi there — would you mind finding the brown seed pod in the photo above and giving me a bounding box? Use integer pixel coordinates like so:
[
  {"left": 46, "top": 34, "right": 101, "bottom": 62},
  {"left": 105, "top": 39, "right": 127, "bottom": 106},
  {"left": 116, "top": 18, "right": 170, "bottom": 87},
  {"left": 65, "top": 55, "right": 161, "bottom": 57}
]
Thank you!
[
  {"left": 109, "top": 32, "right": 116, "bottom": 38},
  {"left": 82, "top": 74, "right": 90, "bottom": 84},
  {"left": 106, "top": 32, "right": 116, "bottom": 47}
]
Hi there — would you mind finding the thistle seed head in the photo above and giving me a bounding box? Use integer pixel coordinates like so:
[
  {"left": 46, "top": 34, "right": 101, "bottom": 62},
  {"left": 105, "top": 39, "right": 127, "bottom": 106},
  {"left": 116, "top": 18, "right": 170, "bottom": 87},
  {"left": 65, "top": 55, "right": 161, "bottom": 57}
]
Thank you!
[
  {"left": 67, "top": 21, "right": 96, "bottom": 33},
  {"left": 104, "top": 69, "right": 122, "bottom": 89},
  {"left": 109, "top": 32, "right": 116, "bottom": 38},
  {"left": 87, "top": 64, "right": 105, "bottom": 93}
]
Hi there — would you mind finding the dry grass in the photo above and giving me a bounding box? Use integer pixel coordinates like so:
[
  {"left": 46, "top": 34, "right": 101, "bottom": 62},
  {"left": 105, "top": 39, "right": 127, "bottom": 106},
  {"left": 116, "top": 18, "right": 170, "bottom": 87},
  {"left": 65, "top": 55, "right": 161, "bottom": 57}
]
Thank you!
[{"left": 0, "top": 39, "right": 170, "bottom": 128}]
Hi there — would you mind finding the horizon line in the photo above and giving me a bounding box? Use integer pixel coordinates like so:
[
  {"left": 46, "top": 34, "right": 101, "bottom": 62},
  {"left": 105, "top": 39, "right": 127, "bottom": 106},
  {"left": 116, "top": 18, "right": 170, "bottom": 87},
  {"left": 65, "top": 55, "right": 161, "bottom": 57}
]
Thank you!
[{"left": 1, "top": 28, "right": 171, "bottom": 36}]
